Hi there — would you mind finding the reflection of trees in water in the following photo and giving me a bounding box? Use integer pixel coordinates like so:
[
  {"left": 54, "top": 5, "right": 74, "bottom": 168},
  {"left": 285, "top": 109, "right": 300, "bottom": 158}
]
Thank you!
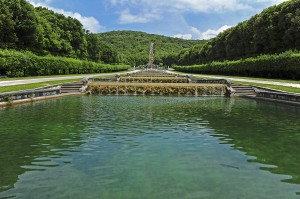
[
  {"left": 1, "top": 96, "right": 300, "bottom": 194},
  {"left": 199, "top": 99, "right": 300, "bottom": 185},
  {"left": 0, "top": 97, "right": 86, "bottom": 192},
  {"left": 134, "top": 97, "right": 300, "bottom": 185}
]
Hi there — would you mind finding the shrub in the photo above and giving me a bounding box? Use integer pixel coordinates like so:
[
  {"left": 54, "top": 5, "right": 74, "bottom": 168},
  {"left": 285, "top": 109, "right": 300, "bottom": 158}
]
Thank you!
[
  {"left": 0, "top": 49, "right": 130, "bottom": 77},
  {"left": 173, "top": 51, "right": 300, "bottom": 80}
]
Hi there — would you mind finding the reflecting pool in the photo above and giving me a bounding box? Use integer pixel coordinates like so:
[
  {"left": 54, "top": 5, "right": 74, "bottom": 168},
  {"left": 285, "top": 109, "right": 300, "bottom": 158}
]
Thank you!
[{"left": 0, "top": 96, "right": 300, "bottom": 198}]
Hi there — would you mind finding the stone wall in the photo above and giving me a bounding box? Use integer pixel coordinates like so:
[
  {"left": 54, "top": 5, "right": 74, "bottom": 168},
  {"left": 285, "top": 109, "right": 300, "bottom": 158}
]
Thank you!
[
  {"left": 256, "top": 91, "right": 300, "bottom": 104},
  {"left": 0, "top": 89, "right": 60, "bottom": 103}
]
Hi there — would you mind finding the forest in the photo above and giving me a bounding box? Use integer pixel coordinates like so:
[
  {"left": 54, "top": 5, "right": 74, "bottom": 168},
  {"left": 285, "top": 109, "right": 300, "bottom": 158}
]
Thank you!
[
  {"left": 98, "top": 31, "right": 203, "bottom": 66},
  {"left": 0, "top": 0, "right": 300, "bottom": 79},
  {"left": 0, "top": 0, "right": 203, "bottom": 70},
  {"left": 171, "top": 0, "right": 300, "bottom": 79},
  {"left": 0, "top": 0, "right": 120, "bottom": 63},
  {"left": 171, "top": 0, "right": 300, "bottom": 66}
]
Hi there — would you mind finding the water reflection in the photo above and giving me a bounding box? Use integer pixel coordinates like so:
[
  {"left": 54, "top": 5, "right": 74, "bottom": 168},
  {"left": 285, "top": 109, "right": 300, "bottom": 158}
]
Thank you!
[
  {"left": 0, "top": 99, "right": 87, "bottom": 192},
  {"left": 0, "top": 96, "right": 300, "bottom": 198}
]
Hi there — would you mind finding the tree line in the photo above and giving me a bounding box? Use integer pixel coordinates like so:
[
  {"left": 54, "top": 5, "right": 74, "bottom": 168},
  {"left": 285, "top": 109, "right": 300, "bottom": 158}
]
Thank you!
[
  {"left": 0, "top": 0, "right": 118, "bottom": 63},
  {"left": 0, "top": 49, "right": 129, "bottom": 77},
  {"left": 168, "top": 0, "right": 300, "bottom": 66},
  {"left": 174, "top": 51, "right": 300, "bottom": 80}
]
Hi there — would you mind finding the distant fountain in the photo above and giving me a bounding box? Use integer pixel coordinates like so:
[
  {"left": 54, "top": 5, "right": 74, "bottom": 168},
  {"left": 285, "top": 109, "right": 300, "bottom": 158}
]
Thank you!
[{"left": 147, "top": 43, "right": 155, "bottom": 69}]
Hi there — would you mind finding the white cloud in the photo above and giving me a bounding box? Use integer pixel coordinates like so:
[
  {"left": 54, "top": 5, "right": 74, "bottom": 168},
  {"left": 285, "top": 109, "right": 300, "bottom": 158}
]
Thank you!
[
  {"left": 119, "top": 9, "right": 161, "bottom": 24},
  {"left": 201, "top": 25, "right": 232, "bottom": 39},
  {"left": 173, "top": 34, "right": 193, "bottom": 40},
  {"left": 109, "top": 0, "right": 251, "bottom": 14},
  {"left": 108, "top": 0, "right": 289, "bottom": 24},
  {"left": 28, "top": 0, "right": 102, "bottom": 33},
  {"left": 49, "top": 7, "right": 102, "bottom": 33},
  {"left": 109, "top": 0, "right": 251, "bottom": 24},
  {"left": 254, "top": 0, "right": 287, "bottom": 4},
  {"left": 176, "top": 25, "right": 231, "bottom": 40}
]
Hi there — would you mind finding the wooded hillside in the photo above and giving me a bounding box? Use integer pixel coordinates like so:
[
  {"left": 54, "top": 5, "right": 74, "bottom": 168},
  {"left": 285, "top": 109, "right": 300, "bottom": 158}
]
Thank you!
[
  {"left": 98, "top": 31, "right": 204, "bottom": 66},
  {"left": 172, "top": 0, "right": 300, "bottom": 66}
]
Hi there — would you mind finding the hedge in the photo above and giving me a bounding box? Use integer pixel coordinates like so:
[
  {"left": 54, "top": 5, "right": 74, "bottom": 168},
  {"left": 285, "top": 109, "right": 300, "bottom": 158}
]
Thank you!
[
  {"left": 0, "top": 50, "right": 130, "bottom": 77},
  {"left": 173, "top": 51, "right": 300, "bottom": 80},
  {"left": 88, "top": 82, "right": 226, "bottom": 96}
]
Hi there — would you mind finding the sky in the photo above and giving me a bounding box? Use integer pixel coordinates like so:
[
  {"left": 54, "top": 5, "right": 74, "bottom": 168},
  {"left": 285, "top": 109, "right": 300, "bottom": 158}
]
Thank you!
[{"left": 27, "top": 0, "right": 288, "bottom": 40}]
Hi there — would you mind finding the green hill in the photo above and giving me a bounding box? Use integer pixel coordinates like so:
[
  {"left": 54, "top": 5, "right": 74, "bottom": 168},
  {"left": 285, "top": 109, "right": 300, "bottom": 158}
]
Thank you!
[{"left": 98, "top": 31, "right": 204, "bottom": 66}]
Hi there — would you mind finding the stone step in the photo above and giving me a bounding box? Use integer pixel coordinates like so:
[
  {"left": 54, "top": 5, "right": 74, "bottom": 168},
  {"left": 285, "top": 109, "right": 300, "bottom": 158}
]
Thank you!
[
  {"left": 233, "top": 88, "right": 254, "bottom": 91},
  {"left": 234, "top": 90, "right": 255, "bottom": 93},
  {"left": 232, "top": 86, "right": 253, "bottom": 89},
  {"left": 60, "top": 82, "right": 83, "bottom": 93},
  {"left": 61, "top": 86, "right": 82, "bottom": 89},
  {"left": 232, "top": 84, "right": 256, "bottom": 96}
]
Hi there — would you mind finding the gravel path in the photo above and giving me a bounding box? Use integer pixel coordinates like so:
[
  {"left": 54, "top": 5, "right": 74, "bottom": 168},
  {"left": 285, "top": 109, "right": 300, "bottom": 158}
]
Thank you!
[{"left": 0, "top": 71, "right": 138, "bottom": 86}]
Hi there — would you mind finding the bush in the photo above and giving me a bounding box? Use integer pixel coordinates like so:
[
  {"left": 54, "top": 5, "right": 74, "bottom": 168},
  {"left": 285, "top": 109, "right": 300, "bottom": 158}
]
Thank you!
[
  {"left": 119, "top": 77, "right": 188, "bottom": 83},
  {"left": 173, "top": 51, "right": 300, "bottom": 80},
  {"left": 88, "top": 83, "right": 226, "bottom": 96},
  {"left": 0, "top": 49, "right": 130, "bottom": 77}
]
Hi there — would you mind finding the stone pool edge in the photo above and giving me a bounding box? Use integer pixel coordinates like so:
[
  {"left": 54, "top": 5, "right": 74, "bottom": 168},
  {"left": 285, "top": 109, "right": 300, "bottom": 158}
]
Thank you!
[{"left": 0, "top": 93, "right": 84, "bottom": 107}]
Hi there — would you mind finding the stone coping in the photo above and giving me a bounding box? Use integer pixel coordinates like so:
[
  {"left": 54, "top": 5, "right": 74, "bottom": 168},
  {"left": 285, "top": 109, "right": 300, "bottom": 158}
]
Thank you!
[
  {"left": 0, "top": 93, "right": 84, "bottom": 107},
  {"left": 244, "top": 89, "right": 300, "bottom": 106}
]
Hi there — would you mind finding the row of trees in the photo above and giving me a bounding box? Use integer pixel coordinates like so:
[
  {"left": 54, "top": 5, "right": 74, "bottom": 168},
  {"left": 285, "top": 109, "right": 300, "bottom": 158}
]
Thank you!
[
  {"left": 0, "top": 50, "right": 130, "bottom": 77},
  {"left": 169, "top": 0, "right": 300, "bottom": 66},
  {"left": 174, "top": 51, "right": 300, "bottom": 80},
  {"left": 0, "top": 0, "right": 118, "bottom": 63}
]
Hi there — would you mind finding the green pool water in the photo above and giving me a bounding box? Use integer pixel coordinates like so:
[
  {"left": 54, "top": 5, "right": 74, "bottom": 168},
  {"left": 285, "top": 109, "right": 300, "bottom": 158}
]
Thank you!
[{"left": 0, "top": 96, "right": 300, "bottom": 199}]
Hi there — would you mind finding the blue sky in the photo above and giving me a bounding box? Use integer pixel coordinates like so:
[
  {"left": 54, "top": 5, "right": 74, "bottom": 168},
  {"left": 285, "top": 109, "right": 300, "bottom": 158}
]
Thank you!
[{"left": 28, "top": 0, "right": 287, "bottom": 40}]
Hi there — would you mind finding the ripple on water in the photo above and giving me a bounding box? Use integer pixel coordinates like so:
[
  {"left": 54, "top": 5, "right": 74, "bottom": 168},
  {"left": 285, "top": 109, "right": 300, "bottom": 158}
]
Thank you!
[{"left": 0, "top": 96, "right": 300, "bottom": 199}]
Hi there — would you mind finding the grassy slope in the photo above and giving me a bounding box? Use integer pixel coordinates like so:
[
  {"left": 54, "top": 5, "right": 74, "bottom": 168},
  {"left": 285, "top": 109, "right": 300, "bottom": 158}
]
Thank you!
[
  {"left": 172, "top": 71, "right": 300, "bottom": 93},
  {"left": 0, "top": 79, "right": 81, "bottom": 93}
]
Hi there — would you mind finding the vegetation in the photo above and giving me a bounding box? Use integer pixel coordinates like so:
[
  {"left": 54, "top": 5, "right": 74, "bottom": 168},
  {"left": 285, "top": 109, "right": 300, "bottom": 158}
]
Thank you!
[
  {"left": 0, "top": 79, "right": 81, "bottom": 93},
  {"left": 119, "top": 77, "right": 188, "bottom": 83},
  {"left": 174, "top": 51, "right": 300, "bottom": 80},
  {"left": 0, "top": 49, "right": 130, "bottom": 77},
  {"left": 88, "top": 82, "right": 226, "bottom": 96},
  {"left": 0, "top": 0, "right": 118, "bottom": 63},
  {"left": 1, "top": 0, "right": 300, "bottom": 81},
  {"left": 98, "top": 31, "right": 204, "bottom": 66},
  {"left": 170, "top": 0, "right": 300, "bottom": 66},
  {"left": 233, "top": 81, "right": 300, "bottom": 94}
]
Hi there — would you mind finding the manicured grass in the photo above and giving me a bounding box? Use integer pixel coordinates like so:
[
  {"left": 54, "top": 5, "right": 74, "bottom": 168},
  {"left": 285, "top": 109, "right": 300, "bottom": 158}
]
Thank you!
[
  {"left": 192, "top": 74, "right": 300, "bottom": 84},
  {"left": 233, "top": 81, "right": 300, "bottom": 94},
  {"left": 0, "top": 79, "right": 81, "bottom": 93},
  {"left": 170, "top": 71, "right": 300, "bottom": 93}
]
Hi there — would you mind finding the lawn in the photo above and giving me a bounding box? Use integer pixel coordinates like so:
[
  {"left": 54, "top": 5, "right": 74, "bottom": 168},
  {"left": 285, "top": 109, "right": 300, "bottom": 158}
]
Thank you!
[{"left": 0, "top": 79, "right": 82, "bottom": 93}]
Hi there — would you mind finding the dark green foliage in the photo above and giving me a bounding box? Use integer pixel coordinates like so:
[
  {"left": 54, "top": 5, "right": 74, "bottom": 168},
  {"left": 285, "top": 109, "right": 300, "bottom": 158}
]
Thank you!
[
  {"left": 0, "top": 1, "right": 18, "bottom": 49},
  {"left": 173, "top": 0, "right": 300, "bottom": 65},
  {"left": 174, "top": 51, "right": 300, "bottom": 80},
  {"left": 34, "top": 7, "right": 88, "bottom": 58},
  {"left": 0, "top": 49, "right": 130, "bottom": 77},
  {"left": 0, "top": 0, "right": 117, "bottom": 64},
  {"left": 86, "top": 32, "right": 118, "bottom": 63},
  {"left": 98, "top": 31, "right": 204, "bottom": 66}
]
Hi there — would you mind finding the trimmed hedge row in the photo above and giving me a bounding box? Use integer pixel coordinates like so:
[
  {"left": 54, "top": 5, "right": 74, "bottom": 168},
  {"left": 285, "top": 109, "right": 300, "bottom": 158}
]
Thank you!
[
  {"left": 88, "top": 83, "right": 226, "bottom": 96},
  {"left": 119, "top": 77, "right": 188, "bottom": 83},
  {"left": 173, "top": 52, "right": 300, "bottom": 80},
  {"left": 0, "top": 50, "right": 130, "bottom": 77}
]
